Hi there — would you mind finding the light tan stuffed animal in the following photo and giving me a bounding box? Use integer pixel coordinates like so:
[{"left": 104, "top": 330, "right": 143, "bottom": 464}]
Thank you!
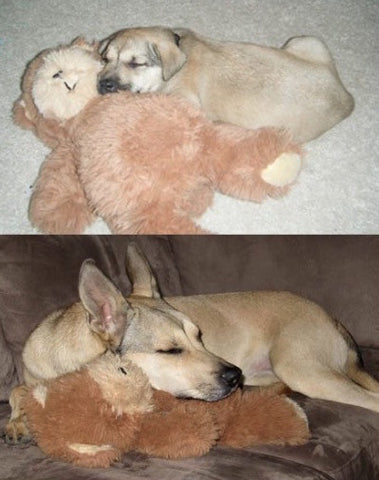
[
  {"left": 24, "top": 352, "right": 309, "bottom": 468},
  {"left": 14, "top": 39, "right": 303, "bottom": 234}
]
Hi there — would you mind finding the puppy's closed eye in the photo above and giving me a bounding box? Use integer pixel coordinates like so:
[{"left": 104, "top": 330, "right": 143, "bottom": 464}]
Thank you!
[{"left": 156, "top": 348, "right": 183, "bottom": 355}]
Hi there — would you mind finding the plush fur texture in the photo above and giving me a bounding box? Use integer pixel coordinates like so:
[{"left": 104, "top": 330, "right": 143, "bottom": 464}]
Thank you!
[
  {"left": 14, "top": 41, "right": 304, "bottom": 234},
  {"left": 24, "top": 353, "right": 309, "bottom": 468}
]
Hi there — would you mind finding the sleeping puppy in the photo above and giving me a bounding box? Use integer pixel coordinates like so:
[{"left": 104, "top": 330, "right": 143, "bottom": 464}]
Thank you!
[{"left": 97, "top": 26, "right": 354, "bottom": 143}]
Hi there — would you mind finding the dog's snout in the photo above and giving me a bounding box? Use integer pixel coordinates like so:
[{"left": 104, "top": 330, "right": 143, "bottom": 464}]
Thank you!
[
  {"left": 98, "top": 77, "right": 119, "bottom": 94},
  {"left": 220, "top": 365, "right": 242, "bottom": 388}
]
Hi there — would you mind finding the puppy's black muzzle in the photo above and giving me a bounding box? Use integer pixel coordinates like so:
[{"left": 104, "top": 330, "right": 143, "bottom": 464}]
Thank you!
[
  {"left": 220, "top": 365, "right": 242, "bottom": 389},
  {"left": 98, "top": 77, "right": 119, "bottom": 94}
]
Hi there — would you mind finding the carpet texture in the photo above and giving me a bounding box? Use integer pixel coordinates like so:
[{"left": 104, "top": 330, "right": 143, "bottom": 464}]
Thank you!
[{"left": 0, "top": 0, "right": 378, "bottom": 234}]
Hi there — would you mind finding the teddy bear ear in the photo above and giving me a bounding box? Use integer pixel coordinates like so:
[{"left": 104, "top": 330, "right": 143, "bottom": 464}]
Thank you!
[{"left": 71, "top": 36, "right": 100, "bottom": 52}]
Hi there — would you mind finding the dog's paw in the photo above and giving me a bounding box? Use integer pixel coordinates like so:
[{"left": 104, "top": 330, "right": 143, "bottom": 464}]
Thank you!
[
  {"left": 261, "top": 152, "right": 301, "bottom": 187},
  {"left": 3, "top": 417, "right": 33, "bottom": 445}
]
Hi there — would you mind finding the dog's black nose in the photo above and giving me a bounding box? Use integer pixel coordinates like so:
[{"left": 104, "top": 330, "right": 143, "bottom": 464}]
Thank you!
[
  {"left": 98, "top": 77, "right": 119, "bottom": 94},
  {"left": 220, "top": 365, "right": 242, "bottom": 388}
]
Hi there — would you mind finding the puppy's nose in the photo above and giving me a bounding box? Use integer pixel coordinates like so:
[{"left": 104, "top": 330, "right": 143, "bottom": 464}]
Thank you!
[
  {"left": 98, "top": 77, "right": 119, "bottom": 94},
  {"left": 220, "top": 365, "right": 242, "bottom": 388}
]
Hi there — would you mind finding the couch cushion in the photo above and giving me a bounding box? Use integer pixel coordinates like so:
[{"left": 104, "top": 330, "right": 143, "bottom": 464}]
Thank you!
[
  {"left": 168, "top": 235, "right": 379, "bottom": 349},
  {"left": 0, "top": 235, "right": 181, "bottom": 400},
  {"left": 1, "top": 395, "right": 379, "bottom": 480}
]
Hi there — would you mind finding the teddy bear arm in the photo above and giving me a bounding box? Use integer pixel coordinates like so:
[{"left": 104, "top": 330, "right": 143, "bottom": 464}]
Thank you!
[
  {"left": 212, "top": 126, "right": 302, "bottom": 202},
  {"left": 133, "top": 406, "right": 219, "bottom": 459},
  {"left": 218, "top": 391, "right": 310, "bottom": 448},
  {"left": 29, "top": 143, "right": 95, "bottom": 233}
]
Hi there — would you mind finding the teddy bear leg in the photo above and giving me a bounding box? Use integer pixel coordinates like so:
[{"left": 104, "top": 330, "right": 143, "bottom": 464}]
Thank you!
[
  {"left": 134, "top": 407, "right": 219, "bottom": 459},
  {"left": 218, "top": 391, "right": 309, "bottom": 448},
  {"left": 214, "top": 127, "right": 302, "bottom": 202},
  {"left": 66, "top": 443, "right": 121, "bottom": 468},
  {"left": 29, "top": 145, "right": 95, "bottom": 233}
]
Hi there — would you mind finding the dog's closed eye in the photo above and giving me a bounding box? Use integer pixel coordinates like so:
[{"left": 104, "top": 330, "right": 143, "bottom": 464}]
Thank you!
[
  {"left": 118, "top": 367, "right": 128, "bottom": 375},
  {"left": 52, "top": 70, "right": 63, "bottom": 79},
  {"left": 128, "top": 60, "right": 148, "bottom": 69}
]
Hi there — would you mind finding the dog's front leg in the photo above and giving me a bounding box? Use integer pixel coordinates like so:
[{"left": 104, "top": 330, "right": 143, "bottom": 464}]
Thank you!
[
  {"left": 3, "top": 384, "right": 31, "bottom": 444},
  {"left": 29, "top": 143, "right": 95, "bottom": 233}
]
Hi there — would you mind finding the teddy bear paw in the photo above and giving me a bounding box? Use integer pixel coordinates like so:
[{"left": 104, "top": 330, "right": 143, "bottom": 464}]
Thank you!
[{"left": 261, "top": 152, "right": 301, "bottom": 187}]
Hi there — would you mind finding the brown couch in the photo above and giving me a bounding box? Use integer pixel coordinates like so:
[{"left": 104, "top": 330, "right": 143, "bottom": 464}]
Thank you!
[{"left": 1, "top": 235, "right": 379, "bottom": 480}]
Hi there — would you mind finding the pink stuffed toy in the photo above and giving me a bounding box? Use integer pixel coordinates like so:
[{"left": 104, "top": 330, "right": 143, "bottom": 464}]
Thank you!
[{"left": 14, "top": 39, "right": 303, "bottom": 234}]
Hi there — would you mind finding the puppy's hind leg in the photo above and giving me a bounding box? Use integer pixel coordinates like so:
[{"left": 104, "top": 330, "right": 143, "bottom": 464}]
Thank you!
[{"left": 282, "top": 36, "right": 335, "bottom": 67}]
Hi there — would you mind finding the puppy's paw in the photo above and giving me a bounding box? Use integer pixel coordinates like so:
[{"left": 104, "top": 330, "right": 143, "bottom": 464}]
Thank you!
[{"left": 261, "top": 152, "right": 301, "bottom": 187}]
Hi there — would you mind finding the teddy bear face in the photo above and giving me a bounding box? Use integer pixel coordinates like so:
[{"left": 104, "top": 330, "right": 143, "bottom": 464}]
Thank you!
[
  {"left": 87, "top": 352, "right": 154, "bottom": 416},
  {"left": 31, "top": 46, "right": 103, "bottom": 121}
]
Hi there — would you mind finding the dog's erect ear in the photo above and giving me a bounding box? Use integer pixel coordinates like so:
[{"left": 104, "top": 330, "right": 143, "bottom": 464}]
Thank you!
[
  {"left": 79, "top": 260, "right": 130, "bottom": 349},
  {"left": 125, "top": 243, "right": 161, "bottom": 299},
  {"left": 151, "top": 40, "right": 186, "bottom": 81}
]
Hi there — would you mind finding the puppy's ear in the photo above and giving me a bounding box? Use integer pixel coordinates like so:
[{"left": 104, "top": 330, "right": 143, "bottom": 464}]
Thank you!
[
  {"left": 99, "top": 34, "right": 116, "bottom": 56},
  {"left": 125, "top": 243, "right": 161, "bottom": 299},
  {"left": 152, "top": 40, "right": 186, "bottom": 81},
  {"left": 79, "top": 260, "right": 130, "bottom": 349}
]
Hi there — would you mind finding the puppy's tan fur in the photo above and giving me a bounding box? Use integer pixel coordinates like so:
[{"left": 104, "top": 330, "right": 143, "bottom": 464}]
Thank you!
[
  {"left": 5, "top": 244, "right": 379, "bottom": 443},
  {"left": 98, "top": 27, "right": 354, "bottom": 143}
]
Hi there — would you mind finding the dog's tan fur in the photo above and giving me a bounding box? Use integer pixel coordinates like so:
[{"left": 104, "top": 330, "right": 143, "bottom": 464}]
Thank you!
[
  {"left": 98, "top": 26, "right": 354, "bottom": 143},
  {"left": 5, "top": 244, "right": 379, "bottom": 443}
]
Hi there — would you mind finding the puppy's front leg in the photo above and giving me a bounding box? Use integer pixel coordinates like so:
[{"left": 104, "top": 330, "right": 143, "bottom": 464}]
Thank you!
[{"left": 3, "top": 384, "right": 32, "bottom": 444}]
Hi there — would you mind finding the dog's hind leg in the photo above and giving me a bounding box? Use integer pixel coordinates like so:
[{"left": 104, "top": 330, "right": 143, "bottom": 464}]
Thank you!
[
  {"left": 345, "top": 349, "right": 379, "bottom": 393},
  {"left": 273, "top": 361, "right": 379, "bottom": 413}
]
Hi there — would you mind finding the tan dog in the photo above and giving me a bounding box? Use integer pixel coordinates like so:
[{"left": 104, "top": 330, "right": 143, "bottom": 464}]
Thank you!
[
  {"left": 5, "top": 244, "right": 379, "bottom": 444},
  {"left": 97, "top": 26, "right": 354, "bottom": 143}
]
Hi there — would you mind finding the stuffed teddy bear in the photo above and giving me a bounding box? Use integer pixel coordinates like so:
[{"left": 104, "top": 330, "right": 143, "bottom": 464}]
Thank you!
[
  {"left": 14, "top": 39, "right": 303, "bottom": 234},
  {"left": 24, "top": 352, "right": 309, "bottom": 468}
]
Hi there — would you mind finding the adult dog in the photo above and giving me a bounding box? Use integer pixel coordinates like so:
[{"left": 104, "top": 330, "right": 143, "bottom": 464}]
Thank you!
[
  {"left": 97, "top": 26, "right": 354, "bottom": 143},
  {"left": 4, "top": 244, "right": 379, "bottom": 443}
]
